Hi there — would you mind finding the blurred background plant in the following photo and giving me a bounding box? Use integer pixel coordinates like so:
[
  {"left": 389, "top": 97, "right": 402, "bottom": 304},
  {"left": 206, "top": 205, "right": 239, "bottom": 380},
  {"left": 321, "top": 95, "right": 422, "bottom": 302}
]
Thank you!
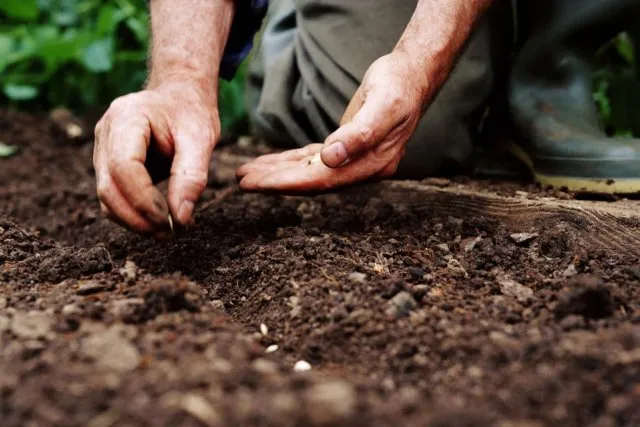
[
  {"left": 0, "top": 0, "right": 247, "bottom": 133},
  {"left": 0, "top": 0, "right": 638, "bottom": 136}
]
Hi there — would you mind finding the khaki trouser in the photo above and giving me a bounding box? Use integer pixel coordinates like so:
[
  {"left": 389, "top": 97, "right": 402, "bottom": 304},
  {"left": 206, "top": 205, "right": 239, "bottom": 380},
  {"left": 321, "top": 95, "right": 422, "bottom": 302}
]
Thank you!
[{"left": 247, "top": 0, "right": 514, "bottom": 178}]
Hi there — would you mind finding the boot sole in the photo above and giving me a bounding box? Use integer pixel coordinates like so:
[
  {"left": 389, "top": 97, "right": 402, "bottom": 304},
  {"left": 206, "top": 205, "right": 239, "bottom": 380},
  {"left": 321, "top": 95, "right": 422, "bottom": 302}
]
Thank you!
[{"left": 505, "top": 141, "right": 640, "bottom": 194}]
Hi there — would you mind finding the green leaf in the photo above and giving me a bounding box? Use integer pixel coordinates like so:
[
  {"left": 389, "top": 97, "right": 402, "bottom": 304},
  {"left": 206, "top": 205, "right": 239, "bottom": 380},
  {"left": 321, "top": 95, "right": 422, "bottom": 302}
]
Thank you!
[
  {"left": 3, "top": 83, "right": 39, "bottom": 100},
  {"left": 97, "top": 5, "right": 125, "bottom": 36},
  {"left": 81, "top": 38, "right": 114, "bottom": 72},
  {"left": 0, "top": 0, "right": 39, "bottom": 20},
  {"left": 615, "top": 33, "right": 635, "bottom": 66},
  {"left": 0, "top": 141, "right": 19, "bottom": 158}
]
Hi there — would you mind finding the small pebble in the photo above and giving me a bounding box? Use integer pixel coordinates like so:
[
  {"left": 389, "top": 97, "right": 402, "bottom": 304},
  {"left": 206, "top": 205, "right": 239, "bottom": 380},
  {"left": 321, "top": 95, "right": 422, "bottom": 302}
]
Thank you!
[
  {"left": 407, "top": 267, "right": 425, "bottom": 280},
  {"left": 509, "top": 232, "right": 539, "bottom": 244},
  {"left": 348, "top": 272, "right": 367, "bottom": 284},
  {"left": 294, "top": 360, "right": 312, "bottom": 372},
  {"left": 76, "top": 280, "right": 104, "bottom": 296},
  {"left": 265, "top": 344, "right": 279, "bottom": 354}
]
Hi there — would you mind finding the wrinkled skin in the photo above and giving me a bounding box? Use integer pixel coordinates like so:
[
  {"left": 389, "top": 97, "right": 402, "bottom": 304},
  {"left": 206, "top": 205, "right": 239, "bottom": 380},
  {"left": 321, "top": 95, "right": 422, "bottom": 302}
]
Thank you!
[
  {"left": 237, "top": 52, "right": 427, "bottom": 194},
  {"left": 93, "top": 82, "right": 219, "bottom": 238}
]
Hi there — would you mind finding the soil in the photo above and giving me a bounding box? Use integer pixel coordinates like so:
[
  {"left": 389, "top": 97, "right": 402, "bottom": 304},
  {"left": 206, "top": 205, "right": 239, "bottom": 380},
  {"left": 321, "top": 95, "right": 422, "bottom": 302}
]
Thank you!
[{"left": 1, "top": 108, "right": 640, "bottom": 427}]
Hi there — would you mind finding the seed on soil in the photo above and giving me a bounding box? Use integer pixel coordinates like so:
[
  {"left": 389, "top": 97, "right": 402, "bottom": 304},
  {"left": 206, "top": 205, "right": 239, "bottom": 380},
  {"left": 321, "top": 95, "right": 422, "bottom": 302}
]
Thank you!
[
  {"left": 260, "top": 323, "right": 268, "bottom": 336},
  {"left": 168, "top": 214, "right": 174, "bottom": 233},
  {"left": 265, "top": 344, "right": 279, "bottom": 353},
  {"left": 294, "top": 360, "right": 312, "bottom": 372}
]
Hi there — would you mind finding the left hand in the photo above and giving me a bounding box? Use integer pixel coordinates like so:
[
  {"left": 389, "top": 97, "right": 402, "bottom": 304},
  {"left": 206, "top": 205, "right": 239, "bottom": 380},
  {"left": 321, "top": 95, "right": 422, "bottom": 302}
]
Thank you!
[{"left": 237, "top": 51, "right": 429, "bottom": 193}]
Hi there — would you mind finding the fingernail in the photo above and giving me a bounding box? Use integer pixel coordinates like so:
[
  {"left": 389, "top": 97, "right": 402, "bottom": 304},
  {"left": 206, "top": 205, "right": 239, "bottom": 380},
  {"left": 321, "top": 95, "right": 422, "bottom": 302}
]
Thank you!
[
  {"left": 321, "top": 142, "right": 348, "bottom": 167},
  {"left": 177, "top": 200, "right": 194, "bottom": 224}
]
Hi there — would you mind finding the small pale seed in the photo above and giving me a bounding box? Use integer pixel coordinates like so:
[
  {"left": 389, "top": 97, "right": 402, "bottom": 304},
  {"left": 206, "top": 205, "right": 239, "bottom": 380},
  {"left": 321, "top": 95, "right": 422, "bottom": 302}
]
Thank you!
[
  {"left": 294, "top": 360, "right": 312, "bottom": 372},
  {"left": 265, "top": 344, "right": 278, "bottom": 353},
  {"left": 168, "top": 214, "right": 174, "bottom": 233},
  {"left": 260, "top": 323, "right": 268, "bottom": 336}
]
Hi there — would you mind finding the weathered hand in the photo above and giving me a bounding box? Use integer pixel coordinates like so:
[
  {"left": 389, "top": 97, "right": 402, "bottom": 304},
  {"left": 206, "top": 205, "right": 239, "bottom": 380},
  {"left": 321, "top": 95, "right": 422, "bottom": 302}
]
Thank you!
[
  {"left": 93, "top": 82, "right": 219, "bottom": 236},
  {"left": 237, "top": 52, "right": 427, "bottom": 193}
]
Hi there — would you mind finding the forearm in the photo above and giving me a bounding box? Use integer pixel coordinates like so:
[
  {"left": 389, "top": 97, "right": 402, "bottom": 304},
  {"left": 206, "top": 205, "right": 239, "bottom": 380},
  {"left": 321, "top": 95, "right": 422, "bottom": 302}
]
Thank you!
[
  {"left": 146, "top": 0, "right": 235, "bottom": 95},
  {"left": 394, "top": 0, "right": 493, "bottom": 104}
]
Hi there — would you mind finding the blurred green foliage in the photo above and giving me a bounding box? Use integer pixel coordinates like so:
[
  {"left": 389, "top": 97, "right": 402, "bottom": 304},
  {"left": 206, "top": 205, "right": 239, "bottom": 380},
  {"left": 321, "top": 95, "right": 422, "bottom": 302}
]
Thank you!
[
  {"left": 0, "top": 1, "right": 637, "bottom": 137},
  {"left": 593, "top": 33, "right": 639, "bottom": 137},
  {"left": 0, "top": 0, "right": 247, "bottom": 132}
]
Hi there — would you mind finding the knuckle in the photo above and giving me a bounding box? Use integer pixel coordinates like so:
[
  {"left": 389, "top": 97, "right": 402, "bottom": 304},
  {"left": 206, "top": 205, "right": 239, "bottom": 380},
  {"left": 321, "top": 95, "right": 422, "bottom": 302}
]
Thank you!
[{"left": 357, "top": 125, "right": 374, "bottom": 146}]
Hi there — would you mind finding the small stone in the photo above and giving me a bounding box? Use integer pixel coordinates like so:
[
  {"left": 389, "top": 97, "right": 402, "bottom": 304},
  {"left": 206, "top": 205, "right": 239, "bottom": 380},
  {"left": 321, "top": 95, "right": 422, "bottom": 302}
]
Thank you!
[
  {"left": 62, "top": 304, "right": 81, "bottom": 316},
  {"left": 80, "top": 326, "right": 140, "bottom": 372},
  {"left": 498, "top": 276, "right": 534, "bottom": 302},
  {"left": 386, "top": 291, "right": 418, "bottom": 318},
  {"left": 76, "top": 280, "right": 104, "bottom": 296},
  {"left": 294, "top": 360, "right": 312, "bottom": 372},
  {"left": 265, "top": 344, "right": 279, "bottom": 354},
  {"left": 305, "top": 380, "right": 356, "bottom": 425},
  {"left": 347, "top": 272, "right": 367, "bottom": 284},
  {"left": 407, "top": 267, "right": 426, "bottom": 280},
  {"left": 461, "top": 236, "right": 482, "bottom": 252},
  {"left": 11, "top": 311, "right": 53, "bottom": 339},
  {"left": 411, "top": 284, "right": 430, "bottom": 300},
  {"left": 447, "top": 258, "right": 468, "bottom": 278},
  {"left": 509, "top": 232, "right": 539, "bottom": 244},
  {"left": 119, "top": 260, "right": 138, "bottom": 283},
  {"left": 260, "top": 323, "right": 268, "bottom": 336},
  {"left": 210, "top": 300, "right": 225, "bottom": 311}
]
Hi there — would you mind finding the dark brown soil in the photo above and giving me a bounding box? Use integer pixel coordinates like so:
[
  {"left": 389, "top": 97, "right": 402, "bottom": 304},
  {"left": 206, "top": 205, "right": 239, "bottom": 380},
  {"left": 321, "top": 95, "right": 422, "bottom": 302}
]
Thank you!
[{"left": 1, "top": 109, "right": 640, "bottom": 427}]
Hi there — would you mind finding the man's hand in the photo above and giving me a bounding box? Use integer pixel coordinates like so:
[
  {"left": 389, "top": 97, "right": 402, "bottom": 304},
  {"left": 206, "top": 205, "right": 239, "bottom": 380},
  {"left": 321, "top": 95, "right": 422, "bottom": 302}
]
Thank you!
[
  {"left": 237, "top": 52, "right": 426, "bottom": 193},
  {"left": 94, "top": 0, "right": 234, "bottom": 236},
  {"left": 94, "top": 82, "right": 219, "bottom": 236},
  {"left": 238, "top": 0, "right": 492, "bottom": 193}
]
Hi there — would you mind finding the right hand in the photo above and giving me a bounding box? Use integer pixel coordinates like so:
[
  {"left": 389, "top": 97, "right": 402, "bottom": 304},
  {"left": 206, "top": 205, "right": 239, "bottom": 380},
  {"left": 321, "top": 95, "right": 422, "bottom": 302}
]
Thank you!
[{"left": 93, "top": 81, "right": 219, "bottom": 238}]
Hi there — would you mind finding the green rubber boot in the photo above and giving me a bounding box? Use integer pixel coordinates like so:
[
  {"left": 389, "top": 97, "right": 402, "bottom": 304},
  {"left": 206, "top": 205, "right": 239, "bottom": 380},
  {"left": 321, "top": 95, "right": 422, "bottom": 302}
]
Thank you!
[{"left": 508, "top": 0, "right": 640, "bottom": 193}]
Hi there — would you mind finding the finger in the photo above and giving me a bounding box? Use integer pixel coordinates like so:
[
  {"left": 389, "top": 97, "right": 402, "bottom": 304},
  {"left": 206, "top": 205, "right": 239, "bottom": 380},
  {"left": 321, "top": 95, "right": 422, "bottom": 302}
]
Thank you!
[
  {"left": 321, "top": 90, "right": 402, "bottom": 168},
  {"left": 107, "top": 116, "right": 171, "bottom": 228},
  {"left": 235, "top": 161, "right": 277, "bottom": 181},
  {"left": 97, "top": 177, "right": 156, "bottom": 234},
  {"left": 240, "top": 154, "right": 385, "bottom": 194},
  {"left": 167, "top": 121, "right": 215, "bottom": 226}
]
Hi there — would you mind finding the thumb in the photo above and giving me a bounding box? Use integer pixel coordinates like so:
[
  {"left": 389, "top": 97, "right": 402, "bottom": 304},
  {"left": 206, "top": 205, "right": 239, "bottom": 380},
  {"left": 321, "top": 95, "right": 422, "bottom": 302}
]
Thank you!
[
  {"left": 321, "top": 89, "right": 400, "bottom": 168},
  {"left": 167, "top": 124, "right": 216, "bottom": 225}
]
